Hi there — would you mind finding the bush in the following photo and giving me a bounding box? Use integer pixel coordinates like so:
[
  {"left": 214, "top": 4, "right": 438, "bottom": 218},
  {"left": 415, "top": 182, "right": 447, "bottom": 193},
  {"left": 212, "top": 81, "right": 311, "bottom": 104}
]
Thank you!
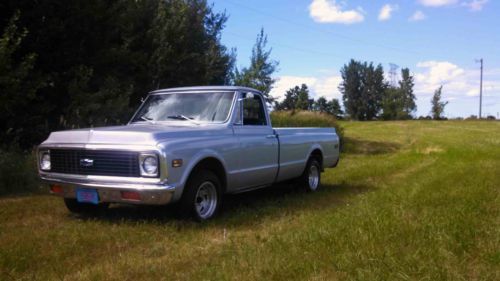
[
  {"left": 270, "top": 110, "right": 344, "bottom": 146},
  {"left": 0, "top": 148, "right": 41, "bottom": 196}
]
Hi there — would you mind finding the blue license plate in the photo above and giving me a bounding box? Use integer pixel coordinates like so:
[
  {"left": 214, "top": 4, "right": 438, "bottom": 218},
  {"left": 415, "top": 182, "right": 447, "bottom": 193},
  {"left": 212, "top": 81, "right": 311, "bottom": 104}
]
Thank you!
[{"left": 76, "top": 188, "right": 99, "bottom": 204}]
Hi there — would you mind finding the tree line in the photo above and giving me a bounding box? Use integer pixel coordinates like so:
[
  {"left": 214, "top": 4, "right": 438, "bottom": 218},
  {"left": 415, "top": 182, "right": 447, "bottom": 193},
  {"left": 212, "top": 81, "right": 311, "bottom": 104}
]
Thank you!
[
  {"left": 0, "top": 0, "right": 450, "bottom": 150},
  {"left": 1, "top": 0, "right": 281, "bottom": 149},
  {"left": 274, "top": 59, "right": 448, "bottom": 121}
]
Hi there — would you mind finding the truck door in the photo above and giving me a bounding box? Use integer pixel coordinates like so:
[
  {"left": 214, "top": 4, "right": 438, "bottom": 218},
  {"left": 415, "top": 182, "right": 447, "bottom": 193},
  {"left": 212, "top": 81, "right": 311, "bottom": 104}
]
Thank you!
[{"left": 233, "top": 93, "right": 279, "bottom": 189}]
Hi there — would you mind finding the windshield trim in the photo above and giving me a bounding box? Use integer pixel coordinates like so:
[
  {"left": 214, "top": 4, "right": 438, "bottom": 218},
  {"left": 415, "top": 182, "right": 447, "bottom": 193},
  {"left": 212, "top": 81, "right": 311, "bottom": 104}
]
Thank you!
[{"left": 128, "top": 90, "right": 237, "bottom": 125}]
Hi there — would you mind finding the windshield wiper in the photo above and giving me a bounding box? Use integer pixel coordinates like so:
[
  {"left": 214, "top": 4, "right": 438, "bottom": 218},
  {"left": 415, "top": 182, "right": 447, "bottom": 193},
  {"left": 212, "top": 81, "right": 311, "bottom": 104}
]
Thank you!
[
  {"left": 167, "top": 115, "right": 199, "bottom": 125},
  {"left": 140, "top": 116, "right": 156, "bottom": 124}
]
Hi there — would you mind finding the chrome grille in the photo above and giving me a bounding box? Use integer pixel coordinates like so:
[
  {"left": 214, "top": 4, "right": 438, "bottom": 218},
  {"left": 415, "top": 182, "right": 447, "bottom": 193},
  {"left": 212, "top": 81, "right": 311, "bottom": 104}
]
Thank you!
[{"left": 50, "top": 149, "right": 141, "bottom": 177}]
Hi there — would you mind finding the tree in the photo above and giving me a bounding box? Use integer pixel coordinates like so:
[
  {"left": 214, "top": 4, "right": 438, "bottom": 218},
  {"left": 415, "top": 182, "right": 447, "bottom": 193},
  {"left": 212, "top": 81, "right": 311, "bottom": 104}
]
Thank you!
[
  {"left": 314, "top": 97, "right": 328, "bottom": 113},
  {"left": 362, "top": 63, "right": 386, "bottom": 120},
  {"left": 233, "top": 28, "right": 278, "bottom": 103},
  {"left": 328, "top": 98, "right": 343, "bottom": 119},
  {"left": 381, "top": 87, "right": 403, "bottom": 120},
  {"left": 381, "top": 67, "right": 416, "bottom": 120},
  {"left": 295, "top": 84, "right": 310, "bottom": 110},
  {"left": 313, "top": 97, "right": 343, "bottom": 119},
  {"left": 340, "top": 59, "right": 385, "bottom": 120},
  {"left": 0, "top": 11, "right": 45, "bottom": 147},
  {"left": 0, "top": 0, "right": 236, "bottom": 148},
  {"left": 431, "top": 86, "right": 448, "bottom": 120},
  {"left": 275, "top": 87, "right": 297, "bottom": 111},
  {"left": 399, "top": 68, "right": 416, "bottom": 118},
  {"left": 275, "top": 84, "right": 310, "bottom": 110}
]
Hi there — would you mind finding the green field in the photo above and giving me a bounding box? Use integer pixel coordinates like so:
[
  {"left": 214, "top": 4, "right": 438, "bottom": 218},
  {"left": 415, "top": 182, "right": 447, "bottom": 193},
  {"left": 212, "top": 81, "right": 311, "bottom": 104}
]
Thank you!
[{"left": 1, "top": 121, "right": 499, "bottom": 280}]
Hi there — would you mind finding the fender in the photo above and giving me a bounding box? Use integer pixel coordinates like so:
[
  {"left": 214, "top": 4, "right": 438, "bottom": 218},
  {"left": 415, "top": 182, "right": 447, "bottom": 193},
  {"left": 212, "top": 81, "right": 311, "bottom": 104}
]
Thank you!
[{"left": 171, "top": 149, "right": 228, "bottom": 201}]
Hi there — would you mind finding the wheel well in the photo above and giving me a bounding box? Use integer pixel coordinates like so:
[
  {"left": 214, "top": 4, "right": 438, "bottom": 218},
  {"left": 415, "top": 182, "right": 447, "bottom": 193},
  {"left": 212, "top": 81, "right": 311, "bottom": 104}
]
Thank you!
[
  {"left": 190, "top": 157, "right": 227, "bottom": 193},
  {"left": 310, "top": 149, "right": 323, "bottom": 170}
]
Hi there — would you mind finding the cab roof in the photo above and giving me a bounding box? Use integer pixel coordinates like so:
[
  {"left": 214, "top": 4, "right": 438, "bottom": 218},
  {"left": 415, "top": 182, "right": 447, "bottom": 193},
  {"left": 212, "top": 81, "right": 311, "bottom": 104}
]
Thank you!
[{"left": 150, "top": 86, "right": 262, "bottom": 95}]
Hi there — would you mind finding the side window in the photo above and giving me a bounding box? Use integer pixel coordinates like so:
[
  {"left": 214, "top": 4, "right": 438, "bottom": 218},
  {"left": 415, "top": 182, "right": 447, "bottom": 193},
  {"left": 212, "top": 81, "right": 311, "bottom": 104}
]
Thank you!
[{"left": 243, "top": 95, "right": 267, "bottom": 126}]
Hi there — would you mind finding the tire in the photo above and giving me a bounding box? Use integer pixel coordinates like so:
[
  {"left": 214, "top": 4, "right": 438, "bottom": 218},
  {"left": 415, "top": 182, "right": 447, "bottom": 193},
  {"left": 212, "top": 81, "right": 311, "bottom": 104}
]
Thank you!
[
  {"left": 299, "top": 158, "right": 322, "bottom": 192},
  {"left": 64, "top": 198, "right": 109, "bottom": 214},
  {"left": 179, "top": 170, "right": 222, "bottom": 221}
]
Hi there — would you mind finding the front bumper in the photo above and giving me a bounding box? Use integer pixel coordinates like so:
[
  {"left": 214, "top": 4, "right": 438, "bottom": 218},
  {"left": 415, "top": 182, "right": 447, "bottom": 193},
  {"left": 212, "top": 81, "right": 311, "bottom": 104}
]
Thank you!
[{"left": 40, "top": 174, "right": 175, "bottom": 205}]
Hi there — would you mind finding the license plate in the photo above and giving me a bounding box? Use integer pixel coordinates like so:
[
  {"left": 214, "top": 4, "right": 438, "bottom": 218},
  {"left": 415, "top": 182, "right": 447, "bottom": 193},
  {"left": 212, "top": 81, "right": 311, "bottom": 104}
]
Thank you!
[{"left": 76, "top": 188, "right": 99, "bottom": 204}]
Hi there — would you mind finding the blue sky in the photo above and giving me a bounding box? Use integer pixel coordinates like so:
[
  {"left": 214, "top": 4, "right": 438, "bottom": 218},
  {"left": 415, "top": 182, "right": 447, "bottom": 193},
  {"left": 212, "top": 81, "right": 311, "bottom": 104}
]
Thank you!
[{"left": 212, "top": 0, "right": 500, "bottom": 118}]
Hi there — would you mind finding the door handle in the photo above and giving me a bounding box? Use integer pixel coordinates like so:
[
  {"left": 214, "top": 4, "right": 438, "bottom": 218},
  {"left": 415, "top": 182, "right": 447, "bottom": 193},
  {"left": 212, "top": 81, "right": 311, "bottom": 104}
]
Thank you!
[{"left": 266, "top": 135, "right": 276, "bottom": 139}]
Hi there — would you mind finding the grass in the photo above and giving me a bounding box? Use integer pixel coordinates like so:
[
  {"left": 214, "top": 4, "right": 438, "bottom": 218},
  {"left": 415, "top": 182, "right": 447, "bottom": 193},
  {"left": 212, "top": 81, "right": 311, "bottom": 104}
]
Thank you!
[
  {"left": 0, "top": 121, "right": 499, "bottom": 280},
  {"left": 271, "top": 111, "right": 344, "bottom": 140},
  {"left": 0, "top": 148, "right": 41, "bottom": 196}
]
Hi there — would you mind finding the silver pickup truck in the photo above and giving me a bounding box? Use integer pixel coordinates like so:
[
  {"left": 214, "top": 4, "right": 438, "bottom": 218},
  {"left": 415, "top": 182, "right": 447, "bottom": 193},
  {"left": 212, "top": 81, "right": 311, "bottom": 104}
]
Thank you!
[{"left": 38, "top": 86, "right": 340, "bottom": 220}]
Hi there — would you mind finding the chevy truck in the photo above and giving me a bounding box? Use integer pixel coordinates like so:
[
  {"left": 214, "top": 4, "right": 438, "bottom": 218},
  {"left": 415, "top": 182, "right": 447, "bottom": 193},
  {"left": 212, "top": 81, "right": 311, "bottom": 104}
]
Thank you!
[{"left": 38, "top": 86, "right": 340, "bottom": 220}]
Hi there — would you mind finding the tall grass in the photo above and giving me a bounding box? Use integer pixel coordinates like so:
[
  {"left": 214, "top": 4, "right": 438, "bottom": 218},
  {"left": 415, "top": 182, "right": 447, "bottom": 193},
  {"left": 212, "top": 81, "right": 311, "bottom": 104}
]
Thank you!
[
  {"left": 0, "top": 121, "right": 499, "bottom": 280},
  {"left": 0, "top": 148, "right": 41, "bottom": 196},
  {"left": 271, "top": 110, "right": 344, "bottom": 140}
]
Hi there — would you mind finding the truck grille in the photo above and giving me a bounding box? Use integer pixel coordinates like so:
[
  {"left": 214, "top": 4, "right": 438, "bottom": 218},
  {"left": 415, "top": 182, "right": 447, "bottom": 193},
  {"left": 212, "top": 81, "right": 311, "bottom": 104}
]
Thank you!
[{"left": 50, "top": 149, "right": 141, "bottom": 177}]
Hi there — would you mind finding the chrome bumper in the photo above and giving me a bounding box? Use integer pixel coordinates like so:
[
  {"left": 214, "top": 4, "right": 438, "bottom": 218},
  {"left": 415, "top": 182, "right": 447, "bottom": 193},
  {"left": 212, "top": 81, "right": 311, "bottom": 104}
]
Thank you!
[{"left": 40, "top": 174, "right": 175, "bottom": 205}]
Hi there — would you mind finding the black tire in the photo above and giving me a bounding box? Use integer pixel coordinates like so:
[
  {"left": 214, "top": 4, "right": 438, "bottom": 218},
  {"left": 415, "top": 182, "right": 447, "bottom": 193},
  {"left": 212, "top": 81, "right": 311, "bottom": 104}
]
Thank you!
[
  {"left": 64, "top": 198, "right": 109, "bottom": 214},
  {"left": 299, "top": 158, "right": 322, "bottom": 192},
  {"left": 178, "top": 170, "right": 222, "bottom": 221}
]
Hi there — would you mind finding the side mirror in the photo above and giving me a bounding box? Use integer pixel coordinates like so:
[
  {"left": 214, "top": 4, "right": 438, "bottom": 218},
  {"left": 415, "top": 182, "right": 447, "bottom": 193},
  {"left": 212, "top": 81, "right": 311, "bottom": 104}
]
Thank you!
[
  {"left": 238, "top": 92, "right": 255, "bottom": 101},
  {"left": 245, "top": 92, "right": 255, "bottom": 99}
]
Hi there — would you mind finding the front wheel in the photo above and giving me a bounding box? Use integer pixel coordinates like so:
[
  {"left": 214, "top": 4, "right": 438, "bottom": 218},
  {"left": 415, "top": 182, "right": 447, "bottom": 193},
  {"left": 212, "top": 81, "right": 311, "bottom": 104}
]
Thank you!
[
  {"left": 64, "top": 198, "right": 109, "bottom": 214},
  {"left": 299, "top": 158, "right": 322, "bottom": 192},
  {"left": 179, "top": 170, "right": 222, "bottom": 221}
]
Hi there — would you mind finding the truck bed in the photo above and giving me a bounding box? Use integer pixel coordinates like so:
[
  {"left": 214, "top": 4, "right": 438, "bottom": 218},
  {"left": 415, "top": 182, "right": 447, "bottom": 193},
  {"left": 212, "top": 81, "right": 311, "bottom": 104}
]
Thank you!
[{"left": 274, "top": 127, "right": 340, "bottom": 182}]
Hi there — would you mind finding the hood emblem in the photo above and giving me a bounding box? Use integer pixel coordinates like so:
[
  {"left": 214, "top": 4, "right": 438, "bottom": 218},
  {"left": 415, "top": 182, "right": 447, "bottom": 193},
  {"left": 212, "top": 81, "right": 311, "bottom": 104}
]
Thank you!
[{"left": 80, "top": 158, "right": 94, "bottom": 167}]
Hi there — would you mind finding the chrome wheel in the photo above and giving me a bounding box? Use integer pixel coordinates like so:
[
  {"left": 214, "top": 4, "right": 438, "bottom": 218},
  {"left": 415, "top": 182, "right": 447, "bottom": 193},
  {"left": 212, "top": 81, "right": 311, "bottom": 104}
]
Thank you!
[
  {"left": 194, "top": 181, "right": 218, "bottom": 219},
  {"left": 308, "top": 165, "right": 320, "bottom": 190}
]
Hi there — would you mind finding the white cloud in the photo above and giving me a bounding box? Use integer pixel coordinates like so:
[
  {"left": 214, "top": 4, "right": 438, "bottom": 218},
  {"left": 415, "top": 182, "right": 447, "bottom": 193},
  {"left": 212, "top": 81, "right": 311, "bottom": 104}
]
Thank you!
[
  {"left": 409, "top": 10, "right": 427, "bottom": 21},
  {"left": 415, "top": 61, "right": 465, "bottom": 85},
  {"left": 309, "top": 0, "right": 364, "bottom": 24},
  {"left": 270, "top": 75, "right": 342, "bottom": 101},
  {"left": 414, "top": 61, "right": 500, "bottom": 116},
  {"left": 418, "top": 0, "right": 458, "bottom": 7},
  {"left": 461, "top": 0, "right": 489, "bottom": 11},
  {"left": 378, "top": 4, "right": 398, "bottom": 21}
]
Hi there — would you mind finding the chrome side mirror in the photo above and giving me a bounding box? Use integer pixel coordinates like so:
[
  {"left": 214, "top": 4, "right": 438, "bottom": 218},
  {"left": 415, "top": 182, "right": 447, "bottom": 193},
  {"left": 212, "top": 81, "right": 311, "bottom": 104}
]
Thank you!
[{"left": 237, "top": 92, "right": 255, "bottom": 101}]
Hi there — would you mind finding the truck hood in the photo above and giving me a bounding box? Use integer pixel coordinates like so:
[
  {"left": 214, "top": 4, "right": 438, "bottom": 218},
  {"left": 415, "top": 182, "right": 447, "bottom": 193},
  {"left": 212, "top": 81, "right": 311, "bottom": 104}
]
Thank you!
[{"left": 41, "top": 123, "right": 229, "bottom": 146}]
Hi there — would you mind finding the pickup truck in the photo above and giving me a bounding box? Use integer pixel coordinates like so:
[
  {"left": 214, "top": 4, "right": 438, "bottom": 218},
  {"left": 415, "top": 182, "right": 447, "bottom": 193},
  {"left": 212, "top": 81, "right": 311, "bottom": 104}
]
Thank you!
[{"left": 38, "top": 86, "right": 340, "bottom": 220}]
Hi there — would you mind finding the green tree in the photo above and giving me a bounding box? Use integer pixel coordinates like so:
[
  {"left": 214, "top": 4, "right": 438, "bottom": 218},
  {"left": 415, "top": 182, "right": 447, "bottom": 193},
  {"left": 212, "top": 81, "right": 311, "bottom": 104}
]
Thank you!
[
  {"left": 381, "top": 68, "right": 416, "bottom": 120},
  {"left": 0, "top": 0, "right": 236, "bottom": 148},
  {"left": 233, "top": 28, "right": 278, "bottom": 103},
  {"left": 381, "top": 87, "right": 403, "bottom": 120},
  {"left": 340, "top": 59, "right": 385, "bottom": 120},
  {"left": 399, "top": 68, "right": 416, "bottom": 118},
  {"left": 276, "top": 85, "right": 299, "bottom": 111},
  {"left": 314, "top": 96, "right": 329, "bottom": 112},
  {"left": 431, "top": 86, "right": 448, "bottom": 120},
  {"left": 275, "top": 84, "right": 309, "bottom": 111},
  {"left": 0, "top": 11, "right": 45, "bottom": 147},
  {"left": 295, "top": 84, "right": 310, "bottom": 110},
  {"left": 328, "top": 98, "right": 343, "bottom": 119}
]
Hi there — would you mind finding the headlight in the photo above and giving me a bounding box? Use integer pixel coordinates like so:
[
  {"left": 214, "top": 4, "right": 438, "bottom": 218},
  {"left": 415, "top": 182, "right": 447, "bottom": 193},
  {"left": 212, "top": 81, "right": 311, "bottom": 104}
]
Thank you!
[
  {"left": 139, "top": 154, "right": 158, "bottom": 177},
  {"left": 40, "top": 151, "right": 51, "bottom": 171}
]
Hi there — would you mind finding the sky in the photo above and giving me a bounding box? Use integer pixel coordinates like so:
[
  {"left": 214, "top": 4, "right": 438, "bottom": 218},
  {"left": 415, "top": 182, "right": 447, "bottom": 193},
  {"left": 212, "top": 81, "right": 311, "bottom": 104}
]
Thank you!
[{"left": 212, "top": 0, "right": 500, "bottom": 118}]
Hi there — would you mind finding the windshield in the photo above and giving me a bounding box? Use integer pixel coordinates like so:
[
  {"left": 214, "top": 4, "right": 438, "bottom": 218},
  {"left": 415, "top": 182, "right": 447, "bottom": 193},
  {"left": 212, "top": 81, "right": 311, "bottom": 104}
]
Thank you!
[{"left": 132, "top": 91, "right": 235, "bottom": 123}]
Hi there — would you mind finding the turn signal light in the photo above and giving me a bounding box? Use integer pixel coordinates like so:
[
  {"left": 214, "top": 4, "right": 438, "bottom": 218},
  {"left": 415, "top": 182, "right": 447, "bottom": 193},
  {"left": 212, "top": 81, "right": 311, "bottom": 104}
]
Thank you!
[
  {"left": 172, "top": 159, "right": 183, "bottom": 167},
  {"left": 50, "top": 184, "right": 64, "bottom": 194},
  {"left": 121, "top": 191, "right": 141, "bottom": 201}
]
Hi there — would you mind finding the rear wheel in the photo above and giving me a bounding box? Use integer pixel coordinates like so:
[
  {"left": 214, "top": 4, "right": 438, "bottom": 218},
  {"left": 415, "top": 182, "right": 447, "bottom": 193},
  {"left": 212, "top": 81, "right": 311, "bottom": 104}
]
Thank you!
[
  {"left": 64, "top": 198, "right": 109, "bottom": 214},
  {"left": 299, "top": 158, "right": 322, "bottom": 192},
  {"left": 179, "top": 170, "right": 222, "bottom": 221}
]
